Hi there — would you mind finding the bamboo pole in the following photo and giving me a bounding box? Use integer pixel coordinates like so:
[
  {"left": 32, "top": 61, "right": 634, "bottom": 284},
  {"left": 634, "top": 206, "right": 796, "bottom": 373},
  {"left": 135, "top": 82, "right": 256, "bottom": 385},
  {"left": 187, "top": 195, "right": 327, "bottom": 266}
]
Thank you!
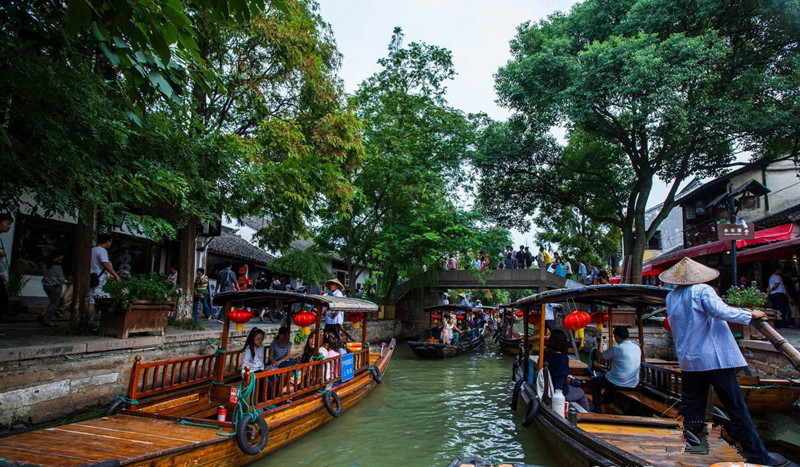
[
  {"left": 754, "top": 317, "right": 800, "bottom": 372},
  {"left": 538, "top": 303, "right": 546, "bottom": 370}
]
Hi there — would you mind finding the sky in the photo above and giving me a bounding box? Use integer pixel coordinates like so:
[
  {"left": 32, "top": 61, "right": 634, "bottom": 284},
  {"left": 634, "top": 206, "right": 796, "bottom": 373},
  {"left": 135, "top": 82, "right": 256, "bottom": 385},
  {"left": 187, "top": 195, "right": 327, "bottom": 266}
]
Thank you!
[{"left": 316, "top": 0, "right": 678, "bottom": 248}]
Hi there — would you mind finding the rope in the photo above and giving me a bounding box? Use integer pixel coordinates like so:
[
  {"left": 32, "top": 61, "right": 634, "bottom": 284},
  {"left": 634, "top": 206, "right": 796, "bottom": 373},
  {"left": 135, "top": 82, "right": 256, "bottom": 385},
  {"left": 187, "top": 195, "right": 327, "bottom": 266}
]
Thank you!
[
  {"left": 117, "top": 396, "right": 138, "bottom": 405},
  {"left": 179, "top": 419, "right": 234, "bottom": 437},
  {"left": 661, "top": 398, "right": 682, "bottom": 418},
  {"left": 232, "top": 374, "right": 258, "bottom": 433},
  {"left": 215, "top": 348, "right": 228, "bottom": 354}
]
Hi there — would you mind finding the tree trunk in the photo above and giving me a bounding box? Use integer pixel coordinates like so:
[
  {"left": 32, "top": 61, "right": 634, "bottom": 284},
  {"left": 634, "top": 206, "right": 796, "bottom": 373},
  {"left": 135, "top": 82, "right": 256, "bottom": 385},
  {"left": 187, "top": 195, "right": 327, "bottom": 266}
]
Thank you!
[
  {"left": 629, "top": 231, "right": 647, "bottom": 285},
  {"left": 71, "top": 202, "right": 94, "bottom": 326},
  {"left": 175, "top": 219, "right": 197, "bottom": 320}
]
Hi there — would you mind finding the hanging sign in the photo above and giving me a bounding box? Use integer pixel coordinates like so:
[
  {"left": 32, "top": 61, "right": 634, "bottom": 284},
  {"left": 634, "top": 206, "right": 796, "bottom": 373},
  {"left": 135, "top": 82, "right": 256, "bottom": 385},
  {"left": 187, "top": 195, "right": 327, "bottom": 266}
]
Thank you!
[
  {"left": 341, "top": 353, "right": 355, "bottom": 382},
  {"left": 717, "top": 222, "right": 755, "bottom": 241}
]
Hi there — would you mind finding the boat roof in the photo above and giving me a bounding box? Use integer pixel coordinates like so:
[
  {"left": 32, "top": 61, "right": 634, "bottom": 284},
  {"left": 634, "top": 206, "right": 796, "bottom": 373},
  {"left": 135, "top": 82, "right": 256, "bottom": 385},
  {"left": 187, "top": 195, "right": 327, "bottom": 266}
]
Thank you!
[
  {"left": 423, "top": 304, "right": 474, "bottom": 313},
  {"left": 514, "top": 284, "right": 670, "bottom": 309},
  {"left": 212, "top": 290, "right": 378, "bottom": 312}
]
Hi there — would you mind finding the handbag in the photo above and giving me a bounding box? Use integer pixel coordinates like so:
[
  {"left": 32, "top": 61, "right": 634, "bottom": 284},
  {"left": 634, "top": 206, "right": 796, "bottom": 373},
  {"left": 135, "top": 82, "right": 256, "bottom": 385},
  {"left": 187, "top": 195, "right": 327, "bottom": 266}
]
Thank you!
[{"left": 89, "top": 270, "right": 105, "bottom": 288}]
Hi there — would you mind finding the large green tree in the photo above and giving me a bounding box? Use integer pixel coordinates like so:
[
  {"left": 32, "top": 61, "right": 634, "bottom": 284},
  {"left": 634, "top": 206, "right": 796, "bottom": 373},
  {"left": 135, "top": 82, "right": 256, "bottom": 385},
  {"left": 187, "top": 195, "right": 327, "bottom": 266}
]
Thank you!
[
  {"left": 313, "top": 28, "right": 492, "bottom": 300},
  {"left": 479, "top": 0, "right": 800, "bottom": 283}
]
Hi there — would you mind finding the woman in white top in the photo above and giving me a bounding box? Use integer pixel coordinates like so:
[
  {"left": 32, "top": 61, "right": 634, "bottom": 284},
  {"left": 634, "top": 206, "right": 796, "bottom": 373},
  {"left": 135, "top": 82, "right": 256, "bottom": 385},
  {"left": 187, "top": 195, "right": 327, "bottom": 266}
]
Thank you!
[{"left": 241, "top": 328, "right": 266, "bottom": 373}]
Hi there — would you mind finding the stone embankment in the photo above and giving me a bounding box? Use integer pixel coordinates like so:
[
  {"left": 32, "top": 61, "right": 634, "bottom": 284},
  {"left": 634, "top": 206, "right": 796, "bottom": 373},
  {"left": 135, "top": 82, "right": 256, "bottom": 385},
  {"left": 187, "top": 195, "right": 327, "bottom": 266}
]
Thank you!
[{"left": 0, "top": 319, "right": 400, "bottom": 433}]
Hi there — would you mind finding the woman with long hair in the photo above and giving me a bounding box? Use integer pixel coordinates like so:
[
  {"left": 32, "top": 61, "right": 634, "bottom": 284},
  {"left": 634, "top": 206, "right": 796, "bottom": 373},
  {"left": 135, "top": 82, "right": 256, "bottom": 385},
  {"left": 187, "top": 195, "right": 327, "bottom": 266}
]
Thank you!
[
  {"left": 39, "top": 249, "right": 67, "bottom": 327},
  {"left": 545, "top": 329, "right": 590, "bottom": 411},
  {"left": 241, "top": 327, "right": 266, "bottom": 373}
]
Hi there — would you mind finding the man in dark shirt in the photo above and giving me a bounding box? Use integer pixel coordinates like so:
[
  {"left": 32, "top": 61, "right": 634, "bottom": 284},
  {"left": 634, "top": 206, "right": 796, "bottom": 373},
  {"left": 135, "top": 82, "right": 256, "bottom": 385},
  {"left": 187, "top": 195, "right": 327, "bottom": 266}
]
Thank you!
[{"left": 215, "top": 262, "right": 238, "bottom": 322}]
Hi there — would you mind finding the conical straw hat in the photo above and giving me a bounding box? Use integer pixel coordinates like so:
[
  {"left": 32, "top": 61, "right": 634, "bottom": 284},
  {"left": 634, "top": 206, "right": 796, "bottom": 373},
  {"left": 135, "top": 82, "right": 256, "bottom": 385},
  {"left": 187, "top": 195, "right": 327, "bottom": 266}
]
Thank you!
[
  {"left": 658, "top": 257, "right": 719, "bottom": 285},
  {"left": 324, "top": 278, "right": 344, "bottom": 290}
]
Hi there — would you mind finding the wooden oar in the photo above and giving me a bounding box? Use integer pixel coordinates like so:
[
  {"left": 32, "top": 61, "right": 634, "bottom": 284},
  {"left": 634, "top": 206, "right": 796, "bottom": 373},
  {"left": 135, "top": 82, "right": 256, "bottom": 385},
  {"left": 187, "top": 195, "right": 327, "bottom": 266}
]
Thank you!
[{"left": 754, "top": 317, "right": 800, "bottom": 373}]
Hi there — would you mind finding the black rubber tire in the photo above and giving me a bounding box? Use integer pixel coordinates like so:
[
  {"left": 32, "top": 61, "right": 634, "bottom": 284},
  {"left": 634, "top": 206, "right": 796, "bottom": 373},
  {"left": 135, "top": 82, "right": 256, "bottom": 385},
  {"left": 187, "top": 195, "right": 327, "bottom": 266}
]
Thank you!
[
  {"left": 235, "top": 413, "right": 269, "bottom": 455},
  {"left": 512, "top": 355, "right": 521, "bottom": 382},
  {"left": 521, "top": 397, "right": 539, "bottom": 427},
  {"left": 322, "top": 391, "right": 342, "bottom": 417},
  {"left": 103, "top": 398, "right": 126, "bottom": 417},
  {"left": 370, "top": 366, "right": 383, "bottom": 384},
  {"left": 510, "top": 378, "right": 525, "bottom": 410}
]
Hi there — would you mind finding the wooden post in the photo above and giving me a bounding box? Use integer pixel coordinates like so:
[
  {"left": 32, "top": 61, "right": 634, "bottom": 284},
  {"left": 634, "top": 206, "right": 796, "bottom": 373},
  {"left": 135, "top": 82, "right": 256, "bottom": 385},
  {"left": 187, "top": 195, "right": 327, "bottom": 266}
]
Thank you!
[
  {"left": 127, "top": 356, "right": 142, "bottom": 411},
  {"left": 523, "top": 308, "right": 529, "bottom": 370},
  {"left": 637, "top": 308, "right": 645, "bottom": 360},
  {"left": 214, "top": 301, "right": 232, "bottom": 383},
  {"left": 608, "top": 306, "right": 614, "bottom": 345},
  {"left": 361, "top": 313, "right": 368, "bottom": 345},
  {"left": 71, "top": 201, "right": 94, "bottom": 325},
  {"left": 538, "top": 304, "right": 547, "bottom": 370}
]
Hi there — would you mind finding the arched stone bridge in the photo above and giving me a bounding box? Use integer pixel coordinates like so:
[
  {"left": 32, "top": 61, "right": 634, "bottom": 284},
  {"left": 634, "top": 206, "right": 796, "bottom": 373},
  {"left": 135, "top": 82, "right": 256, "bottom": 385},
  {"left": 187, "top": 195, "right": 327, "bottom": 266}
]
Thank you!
[{"left": 394, "top": 269, "right": 576, "bottom": 333}]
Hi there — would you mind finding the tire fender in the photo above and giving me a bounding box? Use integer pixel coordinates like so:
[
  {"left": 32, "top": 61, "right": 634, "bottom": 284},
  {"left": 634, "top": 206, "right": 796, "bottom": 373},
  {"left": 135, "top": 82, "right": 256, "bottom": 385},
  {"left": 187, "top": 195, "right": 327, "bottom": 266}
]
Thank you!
[
  {"left": 103, "top": 398, "right": 126, "bottom": 417},
  {"left": 235, "top": 413, "right": 269, "bottom": 455},
  {"left": 521, "top": 396, "right": 539, "bottom": 427},
  {"left": 322, "top": 391, "right": 342, "bottom": 418},
  {"left": 510, "top": 379, "right": 525, "bottom": 410},
  {"left": 370, "top": 366, "right": 383, "bottom": 384}
]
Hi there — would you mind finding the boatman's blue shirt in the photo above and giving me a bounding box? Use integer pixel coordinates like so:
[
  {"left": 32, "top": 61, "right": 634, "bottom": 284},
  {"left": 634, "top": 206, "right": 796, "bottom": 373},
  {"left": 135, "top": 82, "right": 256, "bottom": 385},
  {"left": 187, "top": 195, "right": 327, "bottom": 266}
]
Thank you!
[{"left": 666, "top": 283, "right": 751, "bottom": 372}]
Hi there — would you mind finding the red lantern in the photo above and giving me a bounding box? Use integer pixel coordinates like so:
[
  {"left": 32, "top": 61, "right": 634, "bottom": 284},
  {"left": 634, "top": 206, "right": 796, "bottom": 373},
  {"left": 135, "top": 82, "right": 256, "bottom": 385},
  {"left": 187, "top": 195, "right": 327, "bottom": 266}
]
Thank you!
[
  {"left": 456, "top": 314, "right": 465, "bottom": 320},
  {"left": 528, "top": 313, "right": 541, "bottom": 325},
  {"left": 590, "top": 311, "right": 609, "bottom": 324},
  {"left": 514, "top": 311, "right": 523, "bottom": 318},
  {"left": 294, "top": 309, "right": 316, "bottom": 335},
  {"left": 347, "top": 312, "right": 364, "bottom": 328},
  {"left": 229, "top": 308, "right": 252, "bottom": 332},
  {"left": 663, "top": 317, "right": 671, "bottom": 332},
  {"left": 431, "top": 314, "right": 441, "bottom": 320},
  {"left": 563, "top": 311, "right": 591, "bottom": 331}
]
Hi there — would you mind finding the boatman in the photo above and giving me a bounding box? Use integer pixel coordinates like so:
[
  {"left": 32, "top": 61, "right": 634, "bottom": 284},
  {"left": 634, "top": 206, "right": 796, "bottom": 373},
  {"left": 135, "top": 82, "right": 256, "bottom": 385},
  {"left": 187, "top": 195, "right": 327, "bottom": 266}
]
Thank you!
[{"left": 659, "top": 257, "right": 788, "bottom": 466}]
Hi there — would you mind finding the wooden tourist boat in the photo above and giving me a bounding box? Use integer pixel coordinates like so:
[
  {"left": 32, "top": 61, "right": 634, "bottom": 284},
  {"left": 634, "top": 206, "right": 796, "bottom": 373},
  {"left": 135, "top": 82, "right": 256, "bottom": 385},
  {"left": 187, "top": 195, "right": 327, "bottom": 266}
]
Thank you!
[
  {"left": 0, "top": 290, "right": 396, "bottom": 466},
  {"left": 509, "top": 284, "right": 800, "bottom": 467},
  {"left": 407, "top": 304, "right": 485, "bottom": 358},
  {"left": 496, "top": 305, "right": 538, "bottom": 356}
]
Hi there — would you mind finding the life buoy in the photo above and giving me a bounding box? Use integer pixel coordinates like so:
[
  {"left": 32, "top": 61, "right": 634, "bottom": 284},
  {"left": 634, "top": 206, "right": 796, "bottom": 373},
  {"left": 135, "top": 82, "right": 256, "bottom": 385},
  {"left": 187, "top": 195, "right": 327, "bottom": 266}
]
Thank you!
[
  {"left": 370, "top": 367, "right": 383, "bottom": 384},
  {"left": 322, "top": 391, "right": 342, "bottom": 417},
  {"left": 103, "top": 398, "right": 126, "bottom": 417},
  {"left": 521, "top": 396, "right": 539, "bottom": 427},
  {"left": 236, "top": 413, "right": 269, "bottom": 455},
  {"left": 510, "top": 379, "right": 525, "bottom": 410}
]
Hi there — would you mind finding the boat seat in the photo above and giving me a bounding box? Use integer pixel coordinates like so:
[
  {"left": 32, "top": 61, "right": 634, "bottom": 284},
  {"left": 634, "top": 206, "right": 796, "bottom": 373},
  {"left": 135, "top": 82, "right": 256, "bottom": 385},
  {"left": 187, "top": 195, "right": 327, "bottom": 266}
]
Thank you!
[{"left": 615, "top": 389, "right": 680, "bottom": 418}]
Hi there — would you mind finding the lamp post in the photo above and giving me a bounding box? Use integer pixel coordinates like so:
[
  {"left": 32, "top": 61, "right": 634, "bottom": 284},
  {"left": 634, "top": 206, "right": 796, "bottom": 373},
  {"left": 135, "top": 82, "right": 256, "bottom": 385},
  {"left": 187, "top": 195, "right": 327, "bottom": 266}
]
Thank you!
[{"left": 728, "top": 184, "right": 738, "bottom": 286}]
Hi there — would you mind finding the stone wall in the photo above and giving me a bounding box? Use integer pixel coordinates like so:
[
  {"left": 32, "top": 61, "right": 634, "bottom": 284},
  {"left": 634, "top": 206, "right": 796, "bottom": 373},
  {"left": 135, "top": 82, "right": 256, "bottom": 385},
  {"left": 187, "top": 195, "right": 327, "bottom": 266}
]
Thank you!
[{"left": 0, "top": 320, "right": 399, "bottom": 432}]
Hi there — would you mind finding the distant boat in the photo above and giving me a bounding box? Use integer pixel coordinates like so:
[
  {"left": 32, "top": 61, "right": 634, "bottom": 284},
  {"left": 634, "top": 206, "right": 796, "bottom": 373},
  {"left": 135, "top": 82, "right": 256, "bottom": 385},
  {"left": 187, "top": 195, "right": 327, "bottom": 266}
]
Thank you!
[{"left": 407, "top": 304, "right": 485, "bottom": 358}]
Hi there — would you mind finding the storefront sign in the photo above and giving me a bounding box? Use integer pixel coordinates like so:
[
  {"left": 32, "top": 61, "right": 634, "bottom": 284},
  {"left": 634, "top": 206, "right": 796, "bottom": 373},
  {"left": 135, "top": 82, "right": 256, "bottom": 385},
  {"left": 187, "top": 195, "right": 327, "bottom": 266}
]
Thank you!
[{"left": 717, "top": 222, "right": 755, "bottom": 241}]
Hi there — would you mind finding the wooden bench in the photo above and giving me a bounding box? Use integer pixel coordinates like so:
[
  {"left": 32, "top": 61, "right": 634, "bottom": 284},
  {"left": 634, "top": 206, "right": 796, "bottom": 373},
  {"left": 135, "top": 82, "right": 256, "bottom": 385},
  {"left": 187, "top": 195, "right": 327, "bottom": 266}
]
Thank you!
[{"left": 616, "top": 389, "right": 680, "bottom": 418}]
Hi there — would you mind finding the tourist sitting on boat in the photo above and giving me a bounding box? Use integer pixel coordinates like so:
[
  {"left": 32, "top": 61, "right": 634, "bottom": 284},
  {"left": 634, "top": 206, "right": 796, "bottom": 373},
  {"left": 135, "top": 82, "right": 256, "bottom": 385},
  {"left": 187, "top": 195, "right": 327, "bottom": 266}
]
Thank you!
[
  {"left": 266, "top": 326, "right": 294, "bottom": 370},
  {"left": 545, "top": 303, "right": 557, "bottom": 331},
  {"left": 590, "top": 326, "right": 640, "bottom": 413},
  {"left": 319, "top": 333, "right": 341, "bottom": 380},
  {"left": 546, "top": 329, "right": 590, "bottom": 412},
  {"left": 241, "top": 327, "right": 267, "bottom": 373},
  {"left": 660, "top": 258, "right": 786, "bottom": 465}
]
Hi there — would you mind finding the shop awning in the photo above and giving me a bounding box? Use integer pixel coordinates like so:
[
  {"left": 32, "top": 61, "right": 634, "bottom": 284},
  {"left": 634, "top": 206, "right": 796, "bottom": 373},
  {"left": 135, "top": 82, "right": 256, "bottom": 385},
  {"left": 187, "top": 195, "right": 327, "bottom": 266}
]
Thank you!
[
  {"left": 736, "top": 236, "right": 800, "bottom": 263},
  {"left": 641, "top": 223, "right": 796, "bottom": 275}
]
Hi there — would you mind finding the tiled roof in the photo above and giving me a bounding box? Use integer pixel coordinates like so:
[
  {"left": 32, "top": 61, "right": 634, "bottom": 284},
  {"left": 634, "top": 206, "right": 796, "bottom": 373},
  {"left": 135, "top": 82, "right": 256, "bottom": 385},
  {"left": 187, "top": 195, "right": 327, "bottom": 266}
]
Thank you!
[
  {"left": 755, "top": 203, "right": 800, "bottom": 229},
  {"left": 208, "top": 234, "right": 274, "bottom": 266}
]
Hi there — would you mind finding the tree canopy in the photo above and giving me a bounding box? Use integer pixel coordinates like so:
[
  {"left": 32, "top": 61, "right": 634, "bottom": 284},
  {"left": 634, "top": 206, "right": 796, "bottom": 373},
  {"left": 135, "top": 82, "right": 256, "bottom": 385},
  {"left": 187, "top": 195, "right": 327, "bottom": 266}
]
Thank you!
[{"left": 478, "top": 0, "right": 800, "bottom": 282}]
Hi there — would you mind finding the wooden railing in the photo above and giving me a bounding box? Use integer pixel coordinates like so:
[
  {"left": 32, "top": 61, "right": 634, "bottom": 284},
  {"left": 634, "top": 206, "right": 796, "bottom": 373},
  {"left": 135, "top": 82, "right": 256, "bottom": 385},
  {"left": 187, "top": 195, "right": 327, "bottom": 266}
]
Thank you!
[
  {"left": 128, "top": 354, "right": 216, "bottom": 402},
  {"left": 640, "top": 362, "right": 682, "bottom": 398},
  {"left": 249, "top": 348, "right": 372, "bottom": 410},
  {"left": 223, "top": 349, "right": 243, "bottom": 379}
]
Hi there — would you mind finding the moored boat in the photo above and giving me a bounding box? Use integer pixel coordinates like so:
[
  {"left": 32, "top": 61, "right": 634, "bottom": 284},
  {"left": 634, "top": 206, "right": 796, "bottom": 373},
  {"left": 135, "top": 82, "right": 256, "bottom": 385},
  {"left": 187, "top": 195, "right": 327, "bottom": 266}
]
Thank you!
[
  {"left": 407, "top": 304, "right": 485, "bottom": 358},
  {"left": 0, "top": 291, "right": 395, "bottom": 466},
  {"left": 510, "top": 284, "right": 800, "bottom": 467}
]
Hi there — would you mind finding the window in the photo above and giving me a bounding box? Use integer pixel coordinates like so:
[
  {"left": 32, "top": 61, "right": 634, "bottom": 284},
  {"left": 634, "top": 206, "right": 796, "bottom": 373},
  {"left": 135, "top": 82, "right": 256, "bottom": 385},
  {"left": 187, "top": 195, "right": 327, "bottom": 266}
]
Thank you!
[{"left": 13, "top": 215, "right": 75, "bottom": 275}]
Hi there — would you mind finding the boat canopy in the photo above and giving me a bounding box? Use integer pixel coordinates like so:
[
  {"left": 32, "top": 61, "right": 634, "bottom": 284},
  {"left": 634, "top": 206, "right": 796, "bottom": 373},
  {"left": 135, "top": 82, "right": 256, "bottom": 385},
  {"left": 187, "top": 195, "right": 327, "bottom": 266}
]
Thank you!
[
  {"left": 212, "top": 290, "right": 378, "bottom": 313},
  {"left": 514, "top": 284, "right": 670, "bottom": 309},
  {"left": 423, "top": 304, "right": 474, "bottom": 314}
]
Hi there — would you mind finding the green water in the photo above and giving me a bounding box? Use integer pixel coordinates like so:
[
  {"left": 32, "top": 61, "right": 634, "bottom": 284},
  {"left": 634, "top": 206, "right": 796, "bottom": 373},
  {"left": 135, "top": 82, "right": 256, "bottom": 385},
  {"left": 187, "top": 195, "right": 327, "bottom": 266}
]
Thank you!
[{"left": 253, "top": 343, "right": 558, "bottom": 467}]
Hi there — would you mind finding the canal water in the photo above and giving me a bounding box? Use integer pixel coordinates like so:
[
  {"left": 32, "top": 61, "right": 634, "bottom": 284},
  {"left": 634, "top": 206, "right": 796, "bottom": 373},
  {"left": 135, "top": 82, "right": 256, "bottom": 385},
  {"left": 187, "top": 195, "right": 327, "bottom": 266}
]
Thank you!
[{"left": 254, "top": 342, "right": 559, "bottom": 467}]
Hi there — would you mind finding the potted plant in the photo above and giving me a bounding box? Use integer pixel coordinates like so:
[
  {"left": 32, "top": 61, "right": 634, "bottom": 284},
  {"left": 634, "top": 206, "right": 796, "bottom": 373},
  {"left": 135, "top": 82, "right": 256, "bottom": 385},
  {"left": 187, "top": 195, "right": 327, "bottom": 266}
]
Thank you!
[
  {"left": 723, "top": 283, "right": 772, "bottom": 339},
  {"left": 4, "top": 261, "right": 30, "bottom": 314},
  {"left": 97, "top": 273, "right": 181, "bottom": 338}
]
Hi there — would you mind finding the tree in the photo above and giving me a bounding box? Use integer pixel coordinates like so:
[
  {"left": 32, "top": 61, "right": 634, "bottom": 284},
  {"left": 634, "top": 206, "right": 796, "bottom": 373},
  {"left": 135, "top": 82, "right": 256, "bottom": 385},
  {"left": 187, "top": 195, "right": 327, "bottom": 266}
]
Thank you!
[
  {"left": 479, "top": 0, "right": 800, "bottom": 283},
  {"left": 313, "top": 28, "right": 488, "bottom": 299}
]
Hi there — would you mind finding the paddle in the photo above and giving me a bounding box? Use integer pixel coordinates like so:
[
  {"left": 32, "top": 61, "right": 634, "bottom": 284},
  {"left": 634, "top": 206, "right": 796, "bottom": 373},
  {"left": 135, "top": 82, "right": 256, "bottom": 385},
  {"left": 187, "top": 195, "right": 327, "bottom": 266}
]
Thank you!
[{"left": 754, "top": 317, "right": 800, "bottom": 373}]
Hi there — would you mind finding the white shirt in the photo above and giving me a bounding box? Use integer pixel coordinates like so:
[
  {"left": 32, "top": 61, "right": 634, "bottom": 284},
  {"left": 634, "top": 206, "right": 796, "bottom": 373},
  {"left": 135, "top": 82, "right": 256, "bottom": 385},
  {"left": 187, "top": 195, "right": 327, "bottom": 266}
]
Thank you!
[
  {"left": 564, "top": 262, "right": 573, "bottom": 274},
  {"left": 601, "top": 339, "right": 641, "bottom": 388},
  {"left": 90, "top": 246, "right": 110, "bottom": 275},
  {"left": 769, "top": 273, "right": 787, "bottom": 295},
  {"left": 241, "top": 345, "right": 266, "bottom": 372},
  {"left": 329, "top": 288, "right": 344, "bottom": 298},
  {"left": 545, "top": 303, "right": 556, "bottom": 320}
]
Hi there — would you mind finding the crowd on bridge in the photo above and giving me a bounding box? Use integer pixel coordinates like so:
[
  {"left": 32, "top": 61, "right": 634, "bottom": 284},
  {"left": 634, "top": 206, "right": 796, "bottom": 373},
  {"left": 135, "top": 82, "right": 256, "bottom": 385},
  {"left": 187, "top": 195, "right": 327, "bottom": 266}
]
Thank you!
[{"left": 441, "top": 245, "right": 614, "bottom": 284}]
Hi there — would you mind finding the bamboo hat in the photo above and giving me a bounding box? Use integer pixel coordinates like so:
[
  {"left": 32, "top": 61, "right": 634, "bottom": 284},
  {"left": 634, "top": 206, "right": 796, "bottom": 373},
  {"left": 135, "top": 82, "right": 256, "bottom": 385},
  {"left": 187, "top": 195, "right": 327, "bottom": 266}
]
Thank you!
[
  {"left": 658, "top": 257, "right": 720, "bottom": 285},
  {"left": 458, "top": 293, "right": 466, "bottom": 299},
  {"left": 324, "top": 278, "right": 344, "bottom": 290}
]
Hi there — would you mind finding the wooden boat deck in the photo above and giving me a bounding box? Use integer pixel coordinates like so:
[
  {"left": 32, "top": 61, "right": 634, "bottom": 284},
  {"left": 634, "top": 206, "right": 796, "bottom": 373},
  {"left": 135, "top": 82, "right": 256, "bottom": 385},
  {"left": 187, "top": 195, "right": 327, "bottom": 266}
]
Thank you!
[
  {"left": 0, "top": 413, "right": 228, "bottom": 466},
  {"left": 581, "top": 420, "right": 744, "bottom": 466}
]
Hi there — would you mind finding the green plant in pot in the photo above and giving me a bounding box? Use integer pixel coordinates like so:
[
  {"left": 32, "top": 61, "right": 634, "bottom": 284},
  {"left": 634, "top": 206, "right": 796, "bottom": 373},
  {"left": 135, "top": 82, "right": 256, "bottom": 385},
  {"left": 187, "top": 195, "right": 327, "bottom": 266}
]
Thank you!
[
  {"left": 101, "top": 272, "right": 180, "bottom": 312},
  {"left": 4, "top": 261, "right": 30, "bottom": 314},
  {"left": 723, "top": 283, "right": 767, "bottom": 309}
]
